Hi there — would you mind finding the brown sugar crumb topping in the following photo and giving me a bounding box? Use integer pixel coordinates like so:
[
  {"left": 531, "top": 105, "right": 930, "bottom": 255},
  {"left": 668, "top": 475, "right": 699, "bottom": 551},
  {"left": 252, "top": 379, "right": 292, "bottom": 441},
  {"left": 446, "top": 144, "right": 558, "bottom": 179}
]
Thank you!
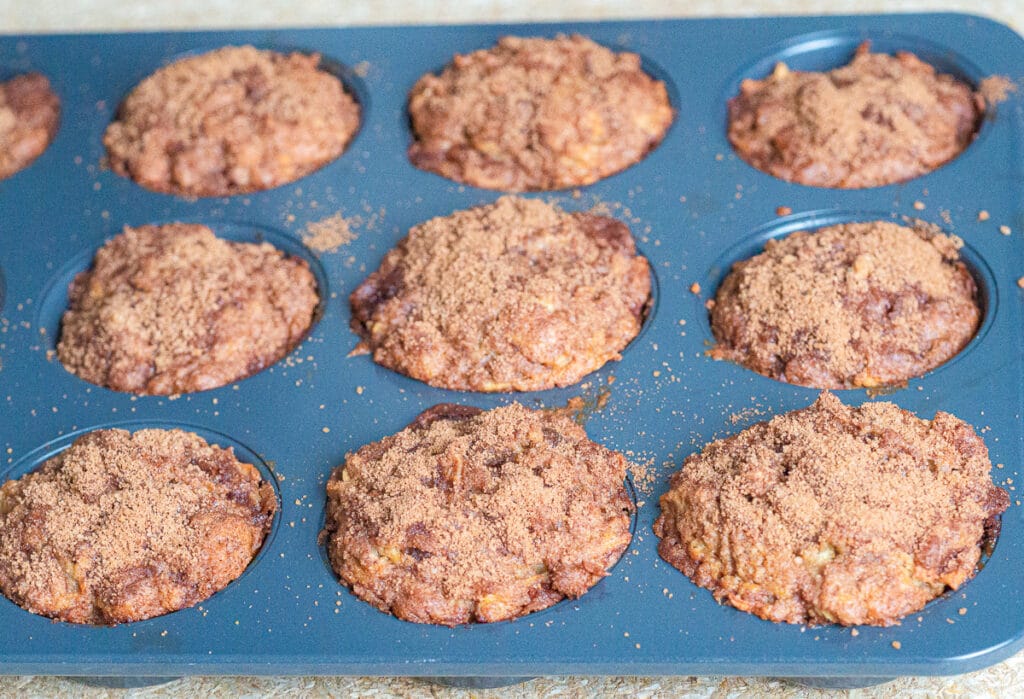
[
  {"left": 408, "top": 34, "right": 674, "bottom": 191},
  {"left": 654, "top": 392, "right": 1009, "bottom": 627},
  {"left": 57, "top": 223, "right": 319, "bottom": 395},
  {"left": 0, "top": 429, "right": 277, "bottom": 624},
  {"left": 0, "top": 73, "right": 60, "bottom": 180},
  {"left": 727, "top": 42, "right": 983, "bottom": 188},
  {"left": 104, "top": 46, "right": 360, "bottom": 197},
  {"left": 350, "top": 196, "right": 651, "bottom": 392},
  {"left": 709, "top": 220, "right": 980, "bottom": 389},
  {"left": 324, "top": 403, "right": 633, "bottom": 626}
]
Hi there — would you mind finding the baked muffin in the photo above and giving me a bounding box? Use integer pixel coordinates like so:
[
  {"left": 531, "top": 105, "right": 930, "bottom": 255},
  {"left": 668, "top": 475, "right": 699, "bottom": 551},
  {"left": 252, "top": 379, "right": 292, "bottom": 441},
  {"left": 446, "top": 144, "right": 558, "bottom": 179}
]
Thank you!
[
  {"left": 323, "top": 403, "right": 633, "bottom": 625},
  {"left": 104, "top": 45, "right": 360, "bottom": 196},
  {"left": 0, "top": 73, "right": 60, "bottom": 180},
  {"left": 408, "top": 34, "right": 674, "bottom": 191},
  {"left": 350, "top": 196, "right": 651, "bottom": 391},
  {"left": 0, "top": 428, "right": 276, "bottom": 624},
  {"left": 708, "top": 220, "right": 979, "bottom": 389},
  {"left": 58, "top": 223, "right": 319, "bottom": 395},
  {"left": 654, "top": 392, "right": 1008, "bottom": 627},
  {"left": 728, "top": 43, "right": 982, "bottom": 188}
]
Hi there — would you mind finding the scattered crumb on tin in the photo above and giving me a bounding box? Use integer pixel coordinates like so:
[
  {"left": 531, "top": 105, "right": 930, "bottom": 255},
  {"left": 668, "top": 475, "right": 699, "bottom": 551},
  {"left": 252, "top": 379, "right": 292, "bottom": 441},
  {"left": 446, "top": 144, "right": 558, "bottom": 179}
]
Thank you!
[
  {"left": 979, "top": 75, "right": 1017, "bottom": 106},
  {"left": 1016, "top": 277, "right": 1024, "bottom": 289},
  {"left": 913, "top": 201, "right": 925, "bottom": 211},
  {"left": 959, "top": 607, "right": 968, "bottom": 616},
  {"left": 775, "top": 206, "right": 792, "bottom": 216},
  {"left": 689, "top": 282, "right": 701, "bottom": 295},
  {"left": 348, "top": 341, "right": 371, "bottom": 357},
  {"left": 302, "top": 213, "right": 358, "bottom": 253},
  {"left": 892, "top": 641, "right": 902, "bottom": 650},
  {"left": 352, "top": 61, "right": 371, "bottom": 77},
  {"left": 628, "top": 457, "right": 657, "bottom": 495},
  {"left": 1000, "top": 225, "right": 1011, "bottom": 235},
  {"left": 850, "top": 628, "right": 859, "bottom": 637},
  {"left": 728, "top": 406, "right": 767, "bottom": 425},
  {"left": 355, "top": 386, "right": 364, "bottom": 395},
  {"left": 978, "top": 210, "right": 990, "bottom": 221}
]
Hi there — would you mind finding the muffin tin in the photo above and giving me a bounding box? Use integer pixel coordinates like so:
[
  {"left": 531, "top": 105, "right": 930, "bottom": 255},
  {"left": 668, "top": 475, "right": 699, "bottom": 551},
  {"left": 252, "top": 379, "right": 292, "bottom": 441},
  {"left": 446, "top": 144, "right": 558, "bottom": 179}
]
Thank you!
[{"left": 0, "top": 12, "right": 1022, "bottom": 684}]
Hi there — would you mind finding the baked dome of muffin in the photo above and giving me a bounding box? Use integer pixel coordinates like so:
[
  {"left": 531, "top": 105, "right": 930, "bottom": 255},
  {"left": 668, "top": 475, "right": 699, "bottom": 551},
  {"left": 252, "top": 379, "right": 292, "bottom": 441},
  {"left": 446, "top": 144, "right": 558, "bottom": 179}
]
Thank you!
[
  {"left": 0, "top": 428, "right": 276, "bottom": 624},
  {"left": 0, "top": 73, "right": 60, "bottom": 180},
  {"left": 104, "top": 45, "right": 360, "bottom": 196},
  {"left": 350, "top": 196, "right": 651, "bottom": 392},
  {"left": 58, "top": 223, "right": 319, "bottom": 395},
  {"left": 709, "top": 220, "right": 980, "bottom": 389},
  {"left": 654, "top": 392, "right": 1008, "bottom": 626},
  {"left": 408, "top": 34, "right": 673, "bottom": 191},
  {"left": 727, "top": 43, "right": 982, "bottom": 188},
  {"left": 324, "top": 403, "right": 633, "bottom": 625}
]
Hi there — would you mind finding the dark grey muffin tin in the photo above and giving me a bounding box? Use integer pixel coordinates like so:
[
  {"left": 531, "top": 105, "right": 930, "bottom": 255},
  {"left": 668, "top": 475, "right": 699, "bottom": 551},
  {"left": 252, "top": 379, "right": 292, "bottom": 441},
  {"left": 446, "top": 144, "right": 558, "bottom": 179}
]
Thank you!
[{"left": 0, "top": 12, "right": 1022, "bottom": 685}]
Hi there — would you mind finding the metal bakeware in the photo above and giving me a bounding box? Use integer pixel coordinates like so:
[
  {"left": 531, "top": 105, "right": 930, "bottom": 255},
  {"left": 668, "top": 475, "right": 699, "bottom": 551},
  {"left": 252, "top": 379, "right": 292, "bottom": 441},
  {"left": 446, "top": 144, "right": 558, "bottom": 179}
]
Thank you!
[{"left": 0, "top": 12, "right": 1022, "bottom": 685}]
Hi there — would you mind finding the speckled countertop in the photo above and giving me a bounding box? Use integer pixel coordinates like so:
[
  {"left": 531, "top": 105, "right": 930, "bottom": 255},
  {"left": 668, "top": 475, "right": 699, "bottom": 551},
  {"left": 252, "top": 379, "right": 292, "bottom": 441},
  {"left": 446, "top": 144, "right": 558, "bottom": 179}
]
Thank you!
[{"left": 1, "top": 0, "right": 1022, "bottom": 696}]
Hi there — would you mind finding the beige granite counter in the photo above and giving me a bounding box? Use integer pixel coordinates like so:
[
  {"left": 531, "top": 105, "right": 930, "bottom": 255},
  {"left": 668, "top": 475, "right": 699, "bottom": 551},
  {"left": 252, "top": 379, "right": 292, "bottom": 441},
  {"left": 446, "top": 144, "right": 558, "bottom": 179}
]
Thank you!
[{"left": 0, "top": 0, "right": 1021, "bottom": 696}]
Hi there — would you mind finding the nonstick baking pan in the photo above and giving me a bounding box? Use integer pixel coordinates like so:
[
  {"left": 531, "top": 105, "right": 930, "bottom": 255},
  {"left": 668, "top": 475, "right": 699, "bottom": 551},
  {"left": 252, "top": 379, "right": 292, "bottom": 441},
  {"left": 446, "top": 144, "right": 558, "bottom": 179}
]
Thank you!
[{"left": 0, "top": 12, "right": 1022, "bottom": 684}]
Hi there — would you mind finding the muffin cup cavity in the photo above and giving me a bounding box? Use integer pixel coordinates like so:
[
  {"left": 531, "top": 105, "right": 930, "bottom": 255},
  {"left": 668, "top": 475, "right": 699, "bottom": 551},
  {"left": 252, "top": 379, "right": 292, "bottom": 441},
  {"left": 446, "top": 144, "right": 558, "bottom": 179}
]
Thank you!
[
  {"left": 700, "top": 211, "right": 997, "bottom": 388},
  {"left": 36, "top": 220, "right": 328, "bottom": 393},
  {"left": 0, "top": 421, "right": 282, "bottom": 624},
  {"left": 622, "top": 242, "right": 660, "bottom": 357}
]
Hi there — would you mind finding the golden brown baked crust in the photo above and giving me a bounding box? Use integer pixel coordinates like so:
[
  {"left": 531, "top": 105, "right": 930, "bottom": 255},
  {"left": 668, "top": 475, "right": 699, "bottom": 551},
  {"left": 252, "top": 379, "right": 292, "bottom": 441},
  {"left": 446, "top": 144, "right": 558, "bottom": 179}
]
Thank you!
[
  {"left": 58, "top": 223, "right": 319, "bottom": 395},
  {"left": 708, "top": 220, "right": 979, "bottom": 389},
  {"left": 0, "top": 429, "right": 277, "bottom": 625},
  {"left": 323, "top": 403, "right": 633, "bottom": 626},
  {"left": 727, "top": 43, "right": 982, "bottom": 188},
  {"left": 0, "top": 73, "right": 60, "bottom": 180},
  {"left": 104, "top": 46, "right": 360, "bottom": 196},
  {"left": 408, "top": 34, "right": 674, "bottom": 191},
  {"left": 350, "top": 196, "right": 651, "bottom": 392},
  {"left": 653, "top": 392, "right": 1008, "bottom": 627}
]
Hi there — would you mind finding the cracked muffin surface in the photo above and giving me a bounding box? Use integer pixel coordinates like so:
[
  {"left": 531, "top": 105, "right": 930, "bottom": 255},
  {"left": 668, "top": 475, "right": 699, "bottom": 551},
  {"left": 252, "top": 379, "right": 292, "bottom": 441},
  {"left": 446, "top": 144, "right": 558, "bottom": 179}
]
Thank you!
[
  {"left": 727, "top": 43, "right": 982, "bottom": 188},
  {"left": 104, "top": 45, "right": 359, "bottom": 196},
  {"left": 58, "top": 223, "right": 319, "bottom": 395},
  {"left": 323, "top": 403, "right": 633, "bottom": 626},
  {"left": 0, "top": 73, "right": 60, "bottom": 179},
  {"left": 654, "top": 392, "right": 1008, "bottom": 627},
  {"left": 0, "top": 428, "right": 276, "bottom": 625},
  {"left": 408, "top": 34, "right": 673, "bottom": 191},
  {"left": 350, "top": 196, "right": 651, "bottom": 392},
  {"left": 708, "top": 220, "right": 980, "bottom": 389}
]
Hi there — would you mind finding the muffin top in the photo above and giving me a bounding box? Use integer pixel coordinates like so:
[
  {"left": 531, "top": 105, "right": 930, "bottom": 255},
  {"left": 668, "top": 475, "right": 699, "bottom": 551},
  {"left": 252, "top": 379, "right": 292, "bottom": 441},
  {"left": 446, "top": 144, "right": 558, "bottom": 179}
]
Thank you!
[
  {"left": 727, "top": 43, "right": 982, "bottom": 188},
  {"left": 104, "top": 46, "right": 360, "bottom": 196},
  {"left": 709, "top": 220, "right": 979, "bottom": 389},
  {"left": 0, "top": 428, "right": 277, "bottom": 624},
  {"left": 654, "top": 392, "right": 1008, "bottom": 626},
  {"left": 58, "top": 223, "right": 319, "bottom": 395},
  {"left": 324, "top": 403, "right": 633, "bottom": 625},
  {"left": 0, "top": 73, "right": 60, "bottom": 180},
  {"left": 350, "top": 196, "right": 651, "bottom": 392},
  {"left": 408, "top": 34, "right": 673, "bottom": 191}
]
